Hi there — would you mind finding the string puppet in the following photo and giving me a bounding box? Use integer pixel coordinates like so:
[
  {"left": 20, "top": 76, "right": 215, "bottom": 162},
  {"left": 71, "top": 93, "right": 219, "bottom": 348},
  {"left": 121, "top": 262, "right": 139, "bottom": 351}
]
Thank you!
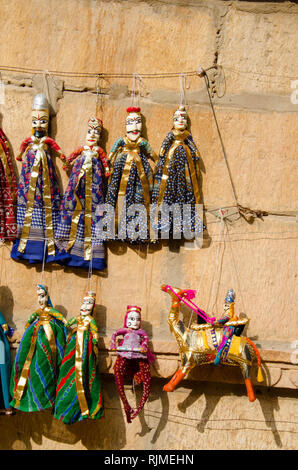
[
  {"left": 55, "top": 117, "right": 109, "bottom": 270},
  {"left": 162, "top": 285, "right": 263, "bottom": 402},
  {"left": 54, "top": 291, "right": 104, "bottom": 424},
  {"left": 110, "top": 305, "right": 155, "bottom": 423},
  {"left": 10, "top": 284, "right": 67, "bottom": 412},
  {"left": 11, "top": 93, "right": 67, "bottom": 264},
  {"left": 0, "top": 128, "right": 18, "bottom": 241},
  {"left": 152, "top": 105, "right": 203, "bottom": 238},
  {"left": 0, "top": 310, "right": 14, "bottom": 414},
  {"left": 105, "top": 107, "right": 156, "bottom": 243}
]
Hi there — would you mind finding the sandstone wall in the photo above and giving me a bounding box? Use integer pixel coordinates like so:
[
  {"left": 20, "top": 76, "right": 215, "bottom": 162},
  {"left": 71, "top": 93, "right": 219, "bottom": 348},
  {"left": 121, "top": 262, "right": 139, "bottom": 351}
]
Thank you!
[{"left": 0, "top": 0, "right": 297, "bottom": 450}]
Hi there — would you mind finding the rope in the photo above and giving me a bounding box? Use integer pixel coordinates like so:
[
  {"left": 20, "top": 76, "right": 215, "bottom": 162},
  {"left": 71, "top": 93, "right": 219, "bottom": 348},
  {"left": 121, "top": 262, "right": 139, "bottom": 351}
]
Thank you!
[{"left": 203, "top": 72, "right": 238, "bottom": 207}]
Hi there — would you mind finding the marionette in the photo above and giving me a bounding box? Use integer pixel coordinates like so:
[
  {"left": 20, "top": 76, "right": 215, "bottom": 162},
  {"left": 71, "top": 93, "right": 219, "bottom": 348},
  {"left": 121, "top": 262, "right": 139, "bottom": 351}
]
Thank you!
[
  {"left": 152, "top": 105, "right": 203, "bottom": 238},
  {"left": 162, "top": 285, "right": 264, "bottom": 402},
  {"left": 10, "top": 284, "right": 67, "bottom": 412},
  {"left": 54, "top": 291, "right": 104, "bottom": 424},
  {"left": 110, "top": 305, "right": 155, "bottom": 423},
  {"left": 0, "top": 311, "right": 14, "bottom": 414},
  {"left": 0, "top": 128, "right": 18, "bottom": 242},
  {"left": 55, "top": 117, "right": 108, "bottom": 271},
  {"left": 11, "top": 93, "right": 67, "bottom": 264},
  {"left": 104, "top": 107, "right": 157, "bottom": 243}
]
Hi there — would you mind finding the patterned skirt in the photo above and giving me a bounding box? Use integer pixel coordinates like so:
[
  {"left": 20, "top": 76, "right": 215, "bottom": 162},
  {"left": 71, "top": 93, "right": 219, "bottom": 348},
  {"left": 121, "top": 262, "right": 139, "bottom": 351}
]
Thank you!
[
  {"left": 10, "top": 319, "right": 66, "bottom": 412},
  {"left": 54, "top": 331, "right": 104, "bottom": 424}
]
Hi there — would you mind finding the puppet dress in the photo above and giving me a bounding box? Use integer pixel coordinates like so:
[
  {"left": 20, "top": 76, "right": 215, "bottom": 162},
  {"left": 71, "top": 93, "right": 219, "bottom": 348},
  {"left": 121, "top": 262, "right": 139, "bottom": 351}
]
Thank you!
[
  {"left": 0, "top": 312, "right": 12, "bottom": 410},
  {"left": 152, "top": 130, "right": 203, "bottom": 237},
  {"left": 104, "top": 137, "right": 155, "bottom": 243},
  {"left": 0, "top": 129, "right": 18, "bottom": 241},
  {"left": 10, "top": 307, "right": 67, "bottom": 412},
  {"left": 55, "top": 146, "right": 107, "bottom": 271},
  {"left": 11, "top": 136, "right": 63, "bottom": 263},
  {"left": 111, "top": 328, "right": 154, "bottom": 422},
  {"left": 54, "top": 315, "right": 104, "bottom": 424}
]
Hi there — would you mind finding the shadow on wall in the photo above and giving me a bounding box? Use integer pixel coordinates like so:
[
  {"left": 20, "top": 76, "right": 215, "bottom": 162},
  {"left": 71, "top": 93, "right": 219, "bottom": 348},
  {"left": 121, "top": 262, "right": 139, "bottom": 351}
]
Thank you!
[
  {"left": 0, "top": 377, "right": 128, "bottom": 450},
  {"left": 0, "top": 285, "right": 15, "bottom": 329}
]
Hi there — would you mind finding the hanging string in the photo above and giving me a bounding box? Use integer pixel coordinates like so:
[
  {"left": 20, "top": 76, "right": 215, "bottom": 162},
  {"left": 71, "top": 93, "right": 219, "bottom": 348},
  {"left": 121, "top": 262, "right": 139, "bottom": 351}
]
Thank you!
[
  {"left": 40, "top": 237, "right": 47, "bottom": 285},
  {"left": 207, "top": 213, "right": 226, "bottom": 315},
  {"left": 224, "top": 219, "right": 247, "bottom": 315},
  {"left": 87, "top": 243, "right": 94, "bottom": 292},
  {"left": 179, "top": 73, "right": 189, "bottom": 107},
  {"left": 131, "top": 73, "right": 142, "bottom": 107},
  {"left": 202, "top": 72, "right": 239, "bottom": 207}
]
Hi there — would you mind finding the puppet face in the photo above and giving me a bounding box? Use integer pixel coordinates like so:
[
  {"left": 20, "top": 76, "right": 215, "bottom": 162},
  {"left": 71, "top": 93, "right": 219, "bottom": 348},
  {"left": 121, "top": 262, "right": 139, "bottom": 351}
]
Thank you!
[
  {"left": 86, "top": 119, "right": 102, "bottom": 147},
  {"left": 32, "top": 110, "right": 49, "bottom": 137},
  {"left": 37, "top": 287, "right": 48, "bottom": 309},
  {"left": 173, "top": 109, "right": 188, "bottom": 131},
  {"left": 126, "top": 311, "right": 141, "bottom": 330},
  {"left": 126, "top": 112, "right": 142, "bottom": 141},
  {"left": 80, "top": 296, "right": 95, "bottom": 316}
]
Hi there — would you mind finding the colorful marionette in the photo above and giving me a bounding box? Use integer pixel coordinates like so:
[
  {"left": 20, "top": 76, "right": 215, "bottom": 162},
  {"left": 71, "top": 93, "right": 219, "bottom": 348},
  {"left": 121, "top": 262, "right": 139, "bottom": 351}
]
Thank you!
[
  {"left": 54, "top": 291, "right": 104, "bottom": 424},
  {"left": 11, "top": 93, "right": 67, "bottom": 264},
  {"left": 10, "top": 284, "right": 67, "bottom": 412},
  {"left": 110, "top": 305, "right": 155, "bottom": 423},
  {"left": 161, "top": 285, "right": 264, "bottom": 402},
  {"left": 0, "top": 311, "right": 14, "bottom": 414},
  {"left": 0, "top": 128, "right": 18, "bottom": 241},
  {"left": 55, "top": 117, "right": 108, "bottom": 271},
  {"left": 104, "top": 107, "right": 157, "bottom": 243},
  {"left": 152, "top": 105, "right": 203, "bottom": 238}
]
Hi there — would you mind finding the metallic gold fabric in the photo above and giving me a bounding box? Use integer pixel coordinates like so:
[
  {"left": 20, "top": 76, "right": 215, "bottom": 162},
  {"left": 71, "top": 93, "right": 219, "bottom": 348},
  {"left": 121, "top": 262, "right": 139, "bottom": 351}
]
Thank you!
[
  {"left": 13, "top": 308, "right": 54, "bottom": 407},
  {"left": 115, "top": 137, "right": 150, "bottom": 233},
  {"left": 75, "top": 316, "right": 92, "bottom": 416},
  {"left": 156, "top": 130, "right": 200, "bottom": 211},
  {"left": 18, "top": 137, "right": 55, "bottom": 256},
  {"left": 67, "top": 149, "right": 94, "bottom": 260}
]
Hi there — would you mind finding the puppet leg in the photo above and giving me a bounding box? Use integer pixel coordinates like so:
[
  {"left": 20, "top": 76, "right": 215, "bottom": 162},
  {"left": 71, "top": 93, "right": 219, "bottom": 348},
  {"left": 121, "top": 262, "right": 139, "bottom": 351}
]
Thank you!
[
  {"left": 131, "top": 360, "right": 151, "bottom": 420},
  {"left": 114, "top": 356, "right": 134, "bottom": 423}
]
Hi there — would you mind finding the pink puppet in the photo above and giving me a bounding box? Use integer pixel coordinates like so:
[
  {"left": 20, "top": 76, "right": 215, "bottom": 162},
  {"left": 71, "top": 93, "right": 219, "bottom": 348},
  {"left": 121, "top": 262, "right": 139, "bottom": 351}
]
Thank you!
[{"left": 110, "top": 305, "right": 155, "bottom": 423}]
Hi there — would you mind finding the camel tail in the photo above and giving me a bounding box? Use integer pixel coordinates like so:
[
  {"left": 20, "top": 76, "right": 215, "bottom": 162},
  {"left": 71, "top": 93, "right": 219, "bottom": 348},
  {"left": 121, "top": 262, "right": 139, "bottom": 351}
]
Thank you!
[{"left": 246, "top": 337, "right": 264, "bottom": 382}]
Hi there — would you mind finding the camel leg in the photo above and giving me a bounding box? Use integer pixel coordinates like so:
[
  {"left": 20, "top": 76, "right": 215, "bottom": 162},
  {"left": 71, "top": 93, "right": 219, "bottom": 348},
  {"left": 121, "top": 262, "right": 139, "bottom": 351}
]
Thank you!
[
  {"left": 163, "top": 356, "right": 195, "bottom": 392},
  {"left": 241, "top": 345, "right": 256, "bottom": 402},
  {"left": 163, "top": 368, "right": 186, "bottom": 392}
]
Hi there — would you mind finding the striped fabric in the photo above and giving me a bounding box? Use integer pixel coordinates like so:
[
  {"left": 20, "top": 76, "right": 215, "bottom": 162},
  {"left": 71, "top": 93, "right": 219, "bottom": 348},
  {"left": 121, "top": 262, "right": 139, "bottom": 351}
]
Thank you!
[
  {"left": 10, "top": 314, "right": 66, "bottom": 412},
  {"left": 54, "top": 326, "right": 104, "bottom": 424}
]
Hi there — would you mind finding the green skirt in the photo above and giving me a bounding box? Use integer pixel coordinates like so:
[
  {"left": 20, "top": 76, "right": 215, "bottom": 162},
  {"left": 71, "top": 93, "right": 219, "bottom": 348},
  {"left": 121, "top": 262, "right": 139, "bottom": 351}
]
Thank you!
[{"left": 10, "top": 318, "right": 66, "bottom": 412}]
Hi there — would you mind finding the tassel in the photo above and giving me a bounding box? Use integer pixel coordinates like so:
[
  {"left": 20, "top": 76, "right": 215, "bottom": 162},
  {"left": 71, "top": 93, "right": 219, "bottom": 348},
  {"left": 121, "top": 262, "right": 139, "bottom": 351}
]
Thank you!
[{"left": 257, "top": 367, "right": 264, "bottom": 382}]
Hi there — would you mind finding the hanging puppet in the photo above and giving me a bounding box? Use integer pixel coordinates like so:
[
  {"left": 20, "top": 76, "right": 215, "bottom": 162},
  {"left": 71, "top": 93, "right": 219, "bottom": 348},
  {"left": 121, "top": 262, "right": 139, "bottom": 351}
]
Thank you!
[
  {"left": 104, "top": 107, "right": 156, "bottom": 243},
  {"left": 55, "top": 117, "right": 108, "bottom": 271},
  {"left": 10, "top": 284, "right": 67, "bottom": 412},
  {"left": 0, "top": 128, "right": 18, "bottom": 241},
  {"left": 54, "top": 291, "right": 104, "bottom": 424},
  {"left": 152, "top": 105, "right": 203, "bottom": 239},
  {"left": 0, "top": 310, "right": 14, "bottom": 414},
  {"left": 161, "top": 285, "right": 263, "bottom": 402},
  {"left": 110, "top": 305, "right": 155, "bottom": 423},
  {"left": 11, "top": 93, "right": 67, "bottom": 264}
]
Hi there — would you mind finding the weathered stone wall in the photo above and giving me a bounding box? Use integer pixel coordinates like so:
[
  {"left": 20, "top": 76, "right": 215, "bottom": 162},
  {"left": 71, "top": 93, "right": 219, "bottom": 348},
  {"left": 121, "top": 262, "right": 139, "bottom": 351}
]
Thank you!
[{"left": 0, "top": 0, "right": 297, "bottom": 450}]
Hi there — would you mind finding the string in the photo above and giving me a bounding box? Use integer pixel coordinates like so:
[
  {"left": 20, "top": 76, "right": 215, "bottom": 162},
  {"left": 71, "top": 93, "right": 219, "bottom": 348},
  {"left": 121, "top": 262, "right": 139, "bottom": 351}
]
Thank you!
[
  {"left": 131, "top": 73, "right": 142, "bottom": 107},
  {"left": 179, "top": 73, "right": 189, "bottom": 107},
  {"left": 207, "top": 213, "right": 226, "bottom": 315},
  {"left": 224, "top": 220, "right": 247, "bottom": 314},
  {"left": 87, "top": 243, "right": 94, "bottom": 292},
  {"left": 40, "top": 236, "right": 47, "bottom": 285},
  {"left": 203, "top": 72, "right": 239, "bottom": 207}
]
